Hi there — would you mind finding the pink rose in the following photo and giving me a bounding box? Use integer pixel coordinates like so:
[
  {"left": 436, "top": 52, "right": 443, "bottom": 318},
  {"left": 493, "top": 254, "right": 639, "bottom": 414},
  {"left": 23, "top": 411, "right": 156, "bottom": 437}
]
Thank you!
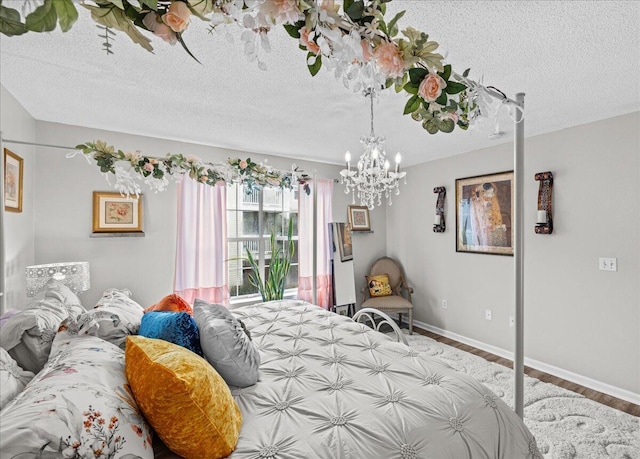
[
  {"left": 143, "top": 163, "right": 154, "bottom": 172},
  {"left": 162, "top": 1, "right": 191, "bottom": 33},
  {"left": 373, "top": 41, "right": 405, "bottom": 79},
  {"left": 419, "top": 73, "right": 447, "bottom": 103},
  {"left": 300, "top": 28, "right": 320, "bottom": 55},
  {"left": 142, "top": 12, "right": 177, "bottom": 44},
  {"left": 239, "top": 160, "right": 248, "bottom": 170}
]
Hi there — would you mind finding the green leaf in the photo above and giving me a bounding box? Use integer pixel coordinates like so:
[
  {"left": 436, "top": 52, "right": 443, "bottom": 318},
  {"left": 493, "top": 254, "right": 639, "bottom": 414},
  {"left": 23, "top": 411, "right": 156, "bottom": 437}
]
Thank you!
[
  {"left": 423, "top": 120, "right": 439, "bottom": 135},
  {"left": 187, "top": 0, "right": 215, "bottom": 18},
  {"left": 83, "top": 4, "right": 153, "bottom": 52},
  {"left": 437, "top": 118, "right": 455, "bottom": 133},
  {"left": 283, "top": 23, "right": 301, "bottom": 39},
  {"left": 438, "top": 64, "right": 451, "bottom": 82},
  {"left": 345, "top": 0, "right": 364, "bottom": 21},
  {"left": 0, "top": 5, "right": 28, "bottom": 36},
  {"left": 462, "top": 68, "right": 470, "bottom": 78},
  {"left": 445, "top": 81, "right": 467, "bottom": 95},
  {"left": 387, "top": 10, "right": 405, "bottom": 37},
  {"left": 408, "top": 67, "right": 427, "bottom": 84},
  {"left": 25, "top": 0, "right": 58, "bottom": 33},
  {"left": 403, "top": 94, "right": 420, "bottom": 115},
  {"left": 307, "top": 53, "right": 322, "bottom": 76},
  {"left": 435, "top": 91, "right": 448, "bottom": 106},
  {"left": 139, "top": 0, "right": 159, "bottom": 9},
  {"left": 53, "top": 0, "right": 78, "bottom": 32},
  {"left": 343, "top": 0, "right": 354, "bottom": 14},
  {"left": 403, "top": 81, "right": 419, "bottom": 95},
  {"left": 176, "top": 32, "right": 202, "bottom": 64}
]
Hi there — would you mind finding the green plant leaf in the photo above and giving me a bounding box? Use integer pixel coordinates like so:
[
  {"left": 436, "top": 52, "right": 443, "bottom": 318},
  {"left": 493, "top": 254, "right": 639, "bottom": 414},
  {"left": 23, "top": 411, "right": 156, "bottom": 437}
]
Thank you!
[
  {"left": 83, "top": 3, "right": 153, "bottom": 52},
  {"left": 53, "top": 0, "right": 78, "bottom": 32},
  {"left": 307, "top": 53, "right": 322, "bottom": 76},
  {"left": 343, "top": 0, "right": 354, "bottom": 15},
  {"left": 435, "top": 91, "right": 448, "bottom": 106},
  {"left": 0, "top": 5, "right": 28, "bottom": 36},
  {"left": 438, "top": 64, "right": 451, "bottom": 82},
  {"left": 176, "top": 32, "right": 202, "bottom": 64},
  {"left": 345, "top": 0, "right": 364, "bottom": 21},
  {"left": 403, "top": 94, "right": 420, "bottom": 115},
  {"left": 187, "top": 0, "right": 215, "bottom": 18},
  {"left": 462, "top": 68, "right": 470, "bottom": 78},
  {"left": 387, "top": 10, "right": 405, "bottom": 37},
  {"left": 25, "top": 0, "right": 58, "bottom": 33},
  {"left": 437, "top": 118, "right": 455, "bottom": 133},
  {"left": 408, "top": 67, "right": 427, "bottom": 84},
  {"left": 283, "top": 22, "right": 302, "bottom": 39},
  {"left": 423, "top": 120, "right": 439, "bottom": 134},
  {"left": 445, "top": 81, "right": 467, "bottom": 95},
  {"left": 403, "top": 81, "right": 419, "bottom": 95}
]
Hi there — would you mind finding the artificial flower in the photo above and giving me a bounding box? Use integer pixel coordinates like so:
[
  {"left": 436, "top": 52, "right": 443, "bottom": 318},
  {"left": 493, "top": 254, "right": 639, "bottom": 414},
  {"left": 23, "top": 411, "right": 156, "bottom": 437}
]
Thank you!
[
  {"left": 239, "top": 160, "right": 248, "bottom": 170},
  {"left": 163, "top": 1, "right": 191, "bottom": 33},
  {"left": 143, "top": 163, "right": 154, "bottom": 172},
  {"left": 300, "top": 28, "right": 320, "bottom": 54},
  {"left": 418, "top": 73, "right": 447, "bottom": 102},
  {"left": 373, "top": 41, "right": 405, "bottom": 79},
  {"left": 259, "top": 0, "right": 303, "bottom": 25},
  {"left": 142, "top": 12, "right": 177, "bottom": 45}
]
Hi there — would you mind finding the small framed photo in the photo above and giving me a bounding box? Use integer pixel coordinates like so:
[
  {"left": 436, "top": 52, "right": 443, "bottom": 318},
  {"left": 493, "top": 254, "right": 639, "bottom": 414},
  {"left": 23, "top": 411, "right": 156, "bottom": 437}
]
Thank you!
[
  {"left": 335, "top": 222, "right": 353, "bottom": 262},
  {"left": 93, "top": 191, "right": 143, "bottom": 233},
  {"left": 455, "top": 171, "right": 514, "bottom": 256},
  {"left": 335, "top": 305, "right": 349, "bottom": 316},
  {"left": 348, "top": 205, "right": 370, "bottom": 231},
  {"left": 4, "top": 149, "right": 23, "bottom": 213}
]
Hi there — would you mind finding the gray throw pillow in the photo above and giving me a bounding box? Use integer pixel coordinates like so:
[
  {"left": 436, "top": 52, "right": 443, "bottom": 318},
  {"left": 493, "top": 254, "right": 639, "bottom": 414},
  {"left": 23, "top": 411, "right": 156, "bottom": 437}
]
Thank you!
[{"left": 193, "top": 299, "right": 260, "bottom": 387}]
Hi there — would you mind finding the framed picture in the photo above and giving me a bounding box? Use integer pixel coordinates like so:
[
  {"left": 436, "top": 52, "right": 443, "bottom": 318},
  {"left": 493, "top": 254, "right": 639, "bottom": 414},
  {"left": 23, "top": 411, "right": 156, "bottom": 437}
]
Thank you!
[
  {"left": 4, "top": 149, "right": 23, "bottom": 213},
  {"left": 456, "top": 171, "right": 514, "bottom": 256},
  {"left": 93, "top": 191, "right": 144, "bottom": 233},
  {"left": 335, "top": 304, "right": 350, "bottom": 316},
  {"left": 348, "top": 205, "right": 370, "bottom": 231},
  {"left": 335, "top": 222, "right": 353, "bottom": 262}
]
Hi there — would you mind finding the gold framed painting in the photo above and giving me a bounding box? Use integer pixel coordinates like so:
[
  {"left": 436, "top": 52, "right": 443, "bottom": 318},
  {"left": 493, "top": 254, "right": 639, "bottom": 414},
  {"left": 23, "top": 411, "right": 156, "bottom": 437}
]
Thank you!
[
  {"left": 92, "top": 191, "right": 143, "bottom": 233},
  {"left": 455, "top": 171, "right": 514, "bottom": 256},
  {"left": 348, "top": 205, "right": 370, "bottom": 231},
  {"left": 4, "top": 148, "right": 23, "bottom": 213}
]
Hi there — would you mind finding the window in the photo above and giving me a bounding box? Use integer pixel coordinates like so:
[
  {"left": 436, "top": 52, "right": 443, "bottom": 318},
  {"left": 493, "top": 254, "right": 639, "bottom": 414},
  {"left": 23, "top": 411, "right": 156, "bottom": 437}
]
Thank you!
[{"left": 227, "top": 183, "right": 299, "bottom": 299}]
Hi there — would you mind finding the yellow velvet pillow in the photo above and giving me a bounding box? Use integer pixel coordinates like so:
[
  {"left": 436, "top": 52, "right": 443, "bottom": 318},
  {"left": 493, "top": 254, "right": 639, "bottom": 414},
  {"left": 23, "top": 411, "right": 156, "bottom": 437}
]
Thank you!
[
  {"left": 367, "top": 274, "right": 392, "bottom": 297},
  {"left": 125, "top": 336, "right": 242, "bottom": 459}
]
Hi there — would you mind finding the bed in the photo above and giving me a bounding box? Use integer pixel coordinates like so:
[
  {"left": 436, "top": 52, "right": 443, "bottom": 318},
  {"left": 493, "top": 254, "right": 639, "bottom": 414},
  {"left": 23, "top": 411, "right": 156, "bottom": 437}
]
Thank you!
[{"left": 0, "top": 286, "right": 538, "bottom": 459}]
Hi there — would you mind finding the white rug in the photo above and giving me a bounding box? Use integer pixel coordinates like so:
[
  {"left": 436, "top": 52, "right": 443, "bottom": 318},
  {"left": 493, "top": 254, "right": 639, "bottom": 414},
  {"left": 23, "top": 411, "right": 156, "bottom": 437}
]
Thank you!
[{"left": 400, "top": 331, "right": 640, "bottom": 459}]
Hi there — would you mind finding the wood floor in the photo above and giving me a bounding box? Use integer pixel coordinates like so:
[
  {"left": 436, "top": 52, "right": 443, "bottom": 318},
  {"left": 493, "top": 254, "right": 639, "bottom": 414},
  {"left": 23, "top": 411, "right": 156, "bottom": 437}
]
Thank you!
[{"left": 413, "top": 327, "right": 640, "bottom": 418}]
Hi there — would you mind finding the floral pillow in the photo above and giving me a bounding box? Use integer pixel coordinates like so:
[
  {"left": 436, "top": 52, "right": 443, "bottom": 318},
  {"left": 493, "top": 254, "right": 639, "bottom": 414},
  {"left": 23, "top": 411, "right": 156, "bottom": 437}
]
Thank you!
[
  {"left": 0, "top": 280, "right": 86, "bottom": 373},
  {"left": 0, "top": 319, "right": 153, "bottom": 459},
  {"left": 193, "top": 299, "right": 260, "bottom": 387},
  {"left": 0, "top": 347, "right": 34, "bottom": 410},
  {"left": 82, "top": 288, "right": 144, "bottom": 349},
  {"left": 367, "top": 274, "right": 393, "bottom": 297}
]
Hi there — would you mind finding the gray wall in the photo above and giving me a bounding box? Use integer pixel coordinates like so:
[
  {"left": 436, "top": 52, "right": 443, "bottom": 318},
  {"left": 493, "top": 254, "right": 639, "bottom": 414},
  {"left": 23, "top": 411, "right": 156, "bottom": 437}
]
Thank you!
[
  {"left": 1, "top": 86, "right": 36, "bottom": 311},
  {"left": 31, "top": 121, "right": 385, "bottom": 309},
  {"left": 386, "top": 111, "right": 640, "bottom": 395}
]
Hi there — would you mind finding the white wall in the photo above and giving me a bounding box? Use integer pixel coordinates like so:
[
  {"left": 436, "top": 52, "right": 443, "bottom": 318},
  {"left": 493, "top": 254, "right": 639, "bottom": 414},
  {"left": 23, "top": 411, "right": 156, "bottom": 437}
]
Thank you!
[
  {"left": 386, "top": 112, "right": 640, "bottom": 396},
  {"left": 1, "top": 86, "right": 36, "bottom": 312},
  {"left": 32, "top": 121, "right": 385, "bottom": 309}
]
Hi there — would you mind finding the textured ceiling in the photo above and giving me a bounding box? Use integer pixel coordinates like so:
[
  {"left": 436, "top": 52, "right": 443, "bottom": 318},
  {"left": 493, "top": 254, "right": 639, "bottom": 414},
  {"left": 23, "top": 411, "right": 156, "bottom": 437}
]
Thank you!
[{"left": 1, "top": 1, "right": 639, "bottom": 167}]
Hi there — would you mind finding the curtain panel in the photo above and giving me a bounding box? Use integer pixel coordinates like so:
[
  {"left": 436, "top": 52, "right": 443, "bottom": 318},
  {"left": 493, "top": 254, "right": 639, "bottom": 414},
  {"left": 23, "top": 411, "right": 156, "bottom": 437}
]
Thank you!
[
  {"left": 174, "top": 179, "right": 229, "bottom": 306},
  {"left": 298, "top": 179, "right": 333, "bottom": 309}
]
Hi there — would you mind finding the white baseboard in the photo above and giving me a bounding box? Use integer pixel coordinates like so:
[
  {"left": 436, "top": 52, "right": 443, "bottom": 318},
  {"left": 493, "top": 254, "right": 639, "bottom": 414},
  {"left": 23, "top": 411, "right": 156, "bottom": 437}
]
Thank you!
[{"left": 413, "top": 319, "right": 640, "bottom": 406}]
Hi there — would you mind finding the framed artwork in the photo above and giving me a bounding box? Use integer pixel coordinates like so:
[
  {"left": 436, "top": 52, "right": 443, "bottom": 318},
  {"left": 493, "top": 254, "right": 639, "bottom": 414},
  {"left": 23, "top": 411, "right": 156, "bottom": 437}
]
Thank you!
[
  {"left": 335, "top": 304, "right": 350, "bottom": 316},
  {"left": 456, "top": 171, "right": 514, "bottom": 256},
  {"left": 335, "top": 222, "right": 353, "bottom": 262},
  {"left": 4, "top": 148, "right": 23, "bottom": 213},
  {"left": 92, "top": 191, "right": 144, "bottom": 233},
  {"left": 348, "top": 205, "right": 370, "bottom": 231}
]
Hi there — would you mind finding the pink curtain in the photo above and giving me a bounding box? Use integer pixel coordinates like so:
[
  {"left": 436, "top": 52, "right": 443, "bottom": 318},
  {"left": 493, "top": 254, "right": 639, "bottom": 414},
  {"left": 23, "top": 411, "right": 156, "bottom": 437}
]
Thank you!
[
  {"left": 298, "top": 179, "right": 333, "bottom": 309},
  {"left": 174, "top": 178, "right": 229, "bottom": 306}
]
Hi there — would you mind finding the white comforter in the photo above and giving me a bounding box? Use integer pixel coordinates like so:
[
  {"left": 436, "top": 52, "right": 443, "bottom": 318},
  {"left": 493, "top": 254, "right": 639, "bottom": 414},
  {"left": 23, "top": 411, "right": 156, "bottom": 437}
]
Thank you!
[{"left": 218, "top": 300, "right": 539, "bottom": 459}]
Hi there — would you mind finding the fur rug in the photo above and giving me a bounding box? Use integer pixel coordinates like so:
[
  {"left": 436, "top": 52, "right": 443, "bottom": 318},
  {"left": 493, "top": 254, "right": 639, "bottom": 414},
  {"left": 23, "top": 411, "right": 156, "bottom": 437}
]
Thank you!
[{"left": 400, "top": 331, "right": 639, "bottom": 459}]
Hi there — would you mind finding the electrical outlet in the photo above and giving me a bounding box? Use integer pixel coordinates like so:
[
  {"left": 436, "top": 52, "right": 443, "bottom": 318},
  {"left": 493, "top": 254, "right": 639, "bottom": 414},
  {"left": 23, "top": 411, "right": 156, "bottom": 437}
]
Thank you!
[
  {"left": 509, "top": 316, "right": 515, "bottom": 327},
  {"left": 485, "top": 309, "right": 492, "bottom": 320},
  {"left": 441, "top": 300, "right": 448, "bottom": 309},
  {"left": 598, "top": 257, "right": 617, "bottom": 272}
]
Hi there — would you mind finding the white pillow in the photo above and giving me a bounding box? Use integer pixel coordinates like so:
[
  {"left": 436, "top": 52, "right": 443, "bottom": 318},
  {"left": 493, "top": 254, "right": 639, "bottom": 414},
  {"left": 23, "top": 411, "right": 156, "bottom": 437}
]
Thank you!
[
  {"left": 0, "top": 280, "right": 86, "bottom": 373},
  {"left": 82, "top": 288, "right": 144, "bottom": 349},
  {"left": 0, "top": 347, "right": 34, "bottom": 410},
  {"left": 0, "top": 319, "right": 154, "bottom": 459}
]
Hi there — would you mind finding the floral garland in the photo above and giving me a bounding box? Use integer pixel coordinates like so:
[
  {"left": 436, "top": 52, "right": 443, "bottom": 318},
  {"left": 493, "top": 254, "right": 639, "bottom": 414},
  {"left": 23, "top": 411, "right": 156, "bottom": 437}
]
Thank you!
[
  {"left": 75, "top": 140, "right": 310, "bottom": 195},
  {"left": 1, "top": 0, "right": 486, "bottom": 135}
]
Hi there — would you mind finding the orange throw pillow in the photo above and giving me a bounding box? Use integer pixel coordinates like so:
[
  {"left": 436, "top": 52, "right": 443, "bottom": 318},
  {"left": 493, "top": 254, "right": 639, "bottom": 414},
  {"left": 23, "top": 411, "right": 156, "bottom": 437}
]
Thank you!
[
  {"left": 367, "top": 274, "right": 392, "bottom": 297},
  {"left": 145, "top": 294, "right": 192, "bottom": 315}
]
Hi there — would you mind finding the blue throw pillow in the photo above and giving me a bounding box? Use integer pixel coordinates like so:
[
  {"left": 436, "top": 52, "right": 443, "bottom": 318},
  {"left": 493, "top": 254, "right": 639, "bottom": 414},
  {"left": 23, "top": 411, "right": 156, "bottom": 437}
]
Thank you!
[{"left": 139, "top": 312, "right": 202, "bottom": 356}]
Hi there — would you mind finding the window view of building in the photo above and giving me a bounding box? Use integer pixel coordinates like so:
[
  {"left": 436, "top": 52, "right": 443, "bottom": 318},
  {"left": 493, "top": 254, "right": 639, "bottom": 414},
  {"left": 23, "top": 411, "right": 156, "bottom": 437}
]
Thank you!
[{"left": 227, "top": 183, "right": 299, "bottom": 298}]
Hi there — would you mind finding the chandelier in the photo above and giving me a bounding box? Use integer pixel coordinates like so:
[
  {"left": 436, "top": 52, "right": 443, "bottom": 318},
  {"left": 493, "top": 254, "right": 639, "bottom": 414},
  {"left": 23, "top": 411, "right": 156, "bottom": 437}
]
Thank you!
[{"left": 340, "top": 88, "right": 407, "bottom": 209}]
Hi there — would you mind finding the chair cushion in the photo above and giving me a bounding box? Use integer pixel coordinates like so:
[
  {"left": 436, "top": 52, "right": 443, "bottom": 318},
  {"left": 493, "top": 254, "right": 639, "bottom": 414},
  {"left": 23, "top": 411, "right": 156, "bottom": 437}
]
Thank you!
[
  {"left": 193, "top": 299, "right": 260, "bottom": 388},
  {"left": 362, "top": 294, "right": 413, "bottom": 310},
  {"left": 367, "top": 274, "right": 393, "bottom": 297},
  {"left": 125, "top": 335, "right": 242, "bottom": 459}
]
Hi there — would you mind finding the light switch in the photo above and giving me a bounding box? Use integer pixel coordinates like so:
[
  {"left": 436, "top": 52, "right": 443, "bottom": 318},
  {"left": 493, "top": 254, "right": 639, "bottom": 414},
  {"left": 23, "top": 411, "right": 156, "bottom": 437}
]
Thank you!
[{"left": 598, "top": 257, "right": 617, "bottom": 272}]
